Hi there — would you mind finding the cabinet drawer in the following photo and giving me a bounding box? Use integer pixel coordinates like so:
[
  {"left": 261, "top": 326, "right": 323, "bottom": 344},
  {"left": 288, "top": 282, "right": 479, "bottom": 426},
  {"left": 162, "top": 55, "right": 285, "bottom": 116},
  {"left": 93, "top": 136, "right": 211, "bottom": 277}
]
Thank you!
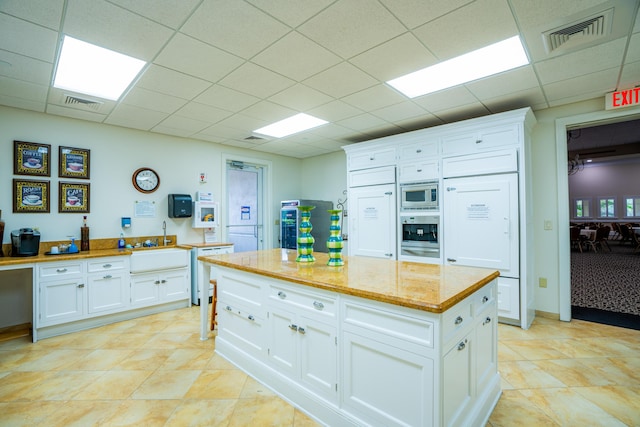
[
  {"left": 473, "top": 281, "right": 496, "bottom": 316},
  {"left": 398, "top": 160, "right": 439, "bottom": 183},
  {"left": 398, "top": 140, "right": 438, "bottom": 161},
  {"left": 269, "top": 284, "right": 336, "bottom": 319},
  {"left": 349, "top": 165, "right": 395, "bottom": 187},
  {"left": 441, "top": 124, "right": 518, "bottom": 156},
  {"left": 442, "top": 148, "right": 518, "bottom": 178},
  {"left": 442, "top": 298, "right": 473, "bottom": 343},
  {"left": 39, "top": 262, "right": 83, "bottom": 278},
  {"left": 217, "top": 270, "right": 264, "bottom": 312},
  {"left": 87, "top": 257, "right": 128, "bottom": 273},
  {"left": 348, "top": 147, "right": 396, "bottom": 171}
]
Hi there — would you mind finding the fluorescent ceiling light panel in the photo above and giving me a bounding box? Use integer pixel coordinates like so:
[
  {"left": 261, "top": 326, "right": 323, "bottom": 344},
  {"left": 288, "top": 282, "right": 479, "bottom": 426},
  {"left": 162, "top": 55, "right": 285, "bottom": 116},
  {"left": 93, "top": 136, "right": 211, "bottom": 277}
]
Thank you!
[
  {"left": 254, "top": 113, "right": 328, "bottom": 138},
  {"left": 387, "top": 36, "right": 529, "bottom": 98},
  {"left": 53, "top": 35, "right": 146, "bottom": 101}
]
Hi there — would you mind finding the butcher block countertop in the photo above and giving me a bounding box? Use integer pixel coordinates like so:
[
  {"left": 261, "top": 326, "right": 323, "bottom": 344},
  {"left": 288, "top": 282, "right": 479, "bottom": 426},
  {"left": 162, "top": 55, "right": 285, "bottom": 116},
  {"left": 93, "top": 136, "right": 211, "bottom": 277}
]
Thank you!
[{"left": 199, "top": 248, "right": 499, "bottom": 313}]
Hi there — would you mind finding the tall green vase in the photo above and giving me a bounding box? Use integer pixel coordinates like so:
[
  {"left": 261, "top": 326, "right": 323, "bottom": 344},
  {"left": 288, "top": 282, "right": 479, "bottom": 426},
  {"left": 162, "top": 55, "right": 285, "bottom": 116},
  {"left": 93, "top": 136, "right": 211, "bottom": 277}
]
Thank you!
[
  {"left": 296, "top": 206, "right": 315, "bottom": 263},
  {"left": 326, "top": 209, "right": 344, "bottom": 267}
]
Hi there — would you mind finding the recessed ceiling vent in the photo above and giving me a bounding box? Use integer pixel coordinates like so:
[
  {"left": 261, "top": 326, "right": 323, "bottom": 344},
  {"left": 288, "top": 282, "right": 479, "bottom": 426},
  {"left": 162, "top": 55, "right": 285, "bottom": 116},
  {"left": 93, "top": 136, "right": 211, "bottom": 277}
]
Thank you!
[
  {"left": 542, "top": 8, "right": 614, "bottom": 54},
  {"left": 244, "top": 135, "right": 268, "bottom": 142},
  {"left": 63, "top": 94, "right": 104, "bottom": 111}
]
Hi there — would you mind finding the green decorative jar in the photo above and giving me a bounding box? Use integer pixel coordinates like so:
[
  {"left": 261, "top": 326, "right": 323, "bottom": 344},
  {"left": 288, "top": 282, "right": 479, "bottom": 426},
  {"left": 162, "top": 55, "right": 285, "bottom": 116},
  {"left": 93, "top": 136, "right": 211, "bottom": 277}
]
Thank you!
[
  {"left": 326, "top": 210, "right": 344, "bottom": 267},
  {"left": 296, "top": 206, "right": 315, "bottom": 263}
]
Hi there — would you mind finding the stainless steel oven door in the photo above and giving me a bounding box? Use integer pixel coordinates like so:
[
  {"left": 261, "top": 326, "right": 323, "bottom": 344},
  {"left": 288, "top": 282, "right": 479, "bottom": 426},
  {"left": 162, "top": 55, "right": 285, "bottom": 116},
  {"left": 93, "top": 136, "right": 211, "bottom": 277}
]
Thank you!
[{"left": 400, "top": 241, "right": 440, "bottom": 258}]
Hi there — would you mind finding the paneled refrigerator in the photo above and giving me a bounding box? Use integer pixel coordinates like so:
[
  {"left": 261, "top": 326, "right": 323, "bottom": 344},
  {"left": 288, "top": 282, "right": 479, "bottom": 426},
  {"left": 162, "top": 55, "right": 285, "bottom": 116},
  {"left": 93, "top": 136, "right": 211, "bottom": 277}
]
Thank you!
[{"left": 280, "top": 200, "right": 333, "bottom": 253}]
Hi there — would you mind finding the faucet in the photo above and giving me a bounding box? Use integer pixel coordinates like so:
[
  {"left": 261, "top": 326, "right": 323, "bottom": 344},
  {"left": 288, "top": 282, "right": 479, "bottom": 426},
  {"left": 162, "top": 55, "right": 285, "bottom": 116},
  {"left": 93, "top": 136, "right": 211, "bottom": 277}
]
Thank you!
[{"left": 162, "top": 220, "right": 171, "bottom": 246}]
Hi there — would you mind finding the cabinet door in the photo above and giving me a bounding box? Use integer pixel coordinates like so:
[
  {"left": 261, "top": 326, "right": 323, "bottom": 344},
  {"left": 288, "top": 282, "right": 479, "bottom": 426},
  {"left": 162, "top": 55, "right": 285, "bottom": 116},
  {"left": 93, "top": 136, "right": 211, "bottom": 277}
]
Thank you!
[
  {"left": 475, "top": 310, "right": 497, "bottom": 393},
  {"left": 442, "top": 334, "right": 473, "bottom": 427},
  {"left": 349, "top": 183, "right": 396, "bottom": 259},
  {"left": 160, "top": 268, "right": 190, "bottom": 302},
  {"left": 39, "top": 278, "right": 85, "bottom": 326},
  {"left": 342, "top": 330, "right": 434, "bottom": 427},
  {"left": 298, "top": 316, "right": 337, "bottom": 403},
  {"left": 130, "top": 274, "right": 160, "bottom": 307},
  {"left": 88, "top": 272, "right": 129, "bottom": 314},
  {"left": 268, "top": 306, "right": 298, "bottom": 379}
]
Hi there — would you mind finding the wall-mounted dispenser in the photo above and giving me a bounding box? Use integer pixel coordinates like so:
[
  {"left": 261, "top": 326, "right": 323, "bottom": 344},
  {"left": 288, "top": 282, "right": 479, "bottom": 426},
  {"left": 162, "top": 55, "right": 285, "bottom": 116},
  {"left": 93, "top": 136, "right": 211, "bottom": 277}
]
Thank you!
[{"left": 168, "top": 194, "right": 193, "bottom": 218}]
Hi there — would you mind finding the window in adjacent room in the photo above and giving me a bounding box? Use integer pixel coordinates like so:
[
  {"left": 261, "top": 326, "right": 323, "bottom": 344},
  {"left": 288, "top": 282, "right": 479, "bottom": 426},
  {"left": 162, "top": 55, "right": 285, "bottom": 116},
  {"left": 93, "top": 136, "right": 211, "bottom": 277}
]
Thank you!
[
  {"left": 624, "top": 196, "right": 640, "bottom": 218},
  {"left": 574, "top": 198, "right": 591, "bottom": 218},
  {"left": 598, "top": 197, "right": 616, "bottom": 218}
]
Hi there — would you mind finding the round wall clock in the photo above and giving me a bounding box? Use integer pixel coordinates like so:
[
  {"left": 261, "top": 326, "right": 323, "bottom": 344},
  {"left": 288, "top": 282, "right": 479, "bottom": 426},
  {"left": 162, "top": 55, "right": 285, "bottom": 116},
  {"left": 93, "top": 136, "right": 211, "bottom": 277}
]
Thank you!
[{"left": 132, "top": 167, "right": 160, "bottom": 193}]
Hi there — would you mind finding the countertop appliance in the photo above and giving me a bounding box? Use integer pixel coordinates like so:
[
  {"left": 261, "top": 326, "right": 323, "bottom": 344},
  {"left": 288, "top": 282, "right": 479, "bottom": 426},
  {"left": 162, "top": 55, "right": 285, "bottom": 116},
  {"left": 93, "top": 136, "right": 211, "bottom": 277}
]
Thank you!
[
  {"left": 400, "top": 181, "right": 438, "bottom": 210},
  {"left": 400, "top": 215, "right": 440, "bottom": 259},
  {"left": 281, "top": 200, "right": 333, "bottom": 253},
  {"left": 11, "top": 228, "right": 41, "bottom": 257}
]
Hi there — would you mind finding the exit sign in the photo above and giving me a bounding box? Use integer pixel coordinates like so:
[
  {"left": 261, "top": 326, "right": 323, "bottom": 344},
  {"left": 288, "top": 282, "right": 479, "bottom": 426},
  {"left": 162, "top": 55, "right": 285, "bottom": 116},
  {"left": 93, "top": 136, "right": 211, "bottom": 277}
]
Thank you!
[{"left": 605, "top": 87, "right": 640, "bottom": 110}]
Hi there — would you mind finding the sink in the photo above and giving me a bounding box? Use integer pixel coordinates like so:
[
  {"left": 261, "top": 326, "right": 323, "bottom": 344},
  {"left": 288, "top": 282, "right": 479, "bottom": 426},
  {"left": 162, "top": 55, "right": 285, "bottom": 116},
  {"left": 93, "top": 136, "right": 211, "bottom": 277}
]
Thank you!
[{"left": 130, "top": 248, "right": 189, "bottom": 273}]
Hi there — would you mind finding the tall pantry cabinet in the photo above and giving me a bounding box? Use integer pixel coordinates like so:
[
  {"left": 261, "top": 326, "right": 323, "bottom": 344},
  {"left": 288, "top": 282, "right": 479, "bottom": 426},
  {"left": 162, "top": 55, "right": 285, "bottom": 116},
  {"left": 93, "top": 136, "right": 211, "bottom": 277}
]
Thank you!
[{"left": 344, "top": 108, "right": 537, "bottom": 329}]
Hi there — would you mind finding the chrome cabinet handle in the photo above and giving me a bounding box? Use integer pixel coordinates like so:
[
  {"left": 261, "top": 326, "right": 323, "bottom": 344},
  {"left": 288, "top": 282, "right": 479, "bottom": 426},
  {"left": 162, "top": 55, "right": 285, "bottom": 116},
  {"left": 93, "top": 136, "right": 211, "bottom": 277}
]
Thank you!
[
  {"left": 277, "top": 291, "right": 287, "bottom": 299},
  {"left": 225, "top": 305, "right": 232, "bottom": 311},
  {"left": 103, "top": 274, "right": 112, "bottom": 279},
  {"left": 417, "top": 169, "right": 422, "bottom": 172},
  {"left": 447, "top": 258, "right": 457, "bottom": 263},
  {"left": 161, "top": 279, "right": 167, "bottom": 283},
  {"left": 457, "top": 339, "right": 467, "bottom": 351},
  {"left": 298, "top": 327, "right": 306, "bottom": 334},
  {"left": 482, "top": 296, "right": 489, "bottom": 303},
  {"left": 313, "top": 301, "right": 324, "bottom": 310},
  {"left": 56, "top": 268, "right": 67, "bottom": 273},
  {"left": 483, "top": 316, "right": 492, "bottom": 325},
  {"left": 103, "top": 263, "right": 112, "bottom": 268},
  {"left": 475, "top": 139, "right": 482, "bottom": 144},
  {"left": 289, "top": 324, "right": 298, "bottom": 331},
  {"left": 77, "top": 283, "right": 85, "bottom": 288},
  {"left": 248, "top": 314, "right": 255, "bottom": 321},
  {"left": 155, "top": 280, "right": 161, "bottom": 284},
  {"left": 455, "top": 316, "right": 463, "bottom": 325},
  {"left": 416, "top": 149, "right": 422, "bottom": 153}
]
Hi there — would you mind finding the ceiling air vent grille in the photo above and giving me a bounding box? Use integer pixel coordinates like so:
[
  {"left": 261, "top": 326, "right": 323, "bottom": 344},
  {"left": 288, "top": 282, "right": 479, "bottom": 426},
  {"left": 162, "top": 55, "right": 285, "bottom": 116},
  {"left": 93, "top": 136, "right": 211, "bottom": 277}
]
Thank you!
[
  {"left": 244, "top": 135, "right": 266, "bottom": 142},
  {"left": 63, "top": 94, "right": 103, "bottom": 111},
  {"left": 542, "top": 8, "right": 614, "bottom": 54}
]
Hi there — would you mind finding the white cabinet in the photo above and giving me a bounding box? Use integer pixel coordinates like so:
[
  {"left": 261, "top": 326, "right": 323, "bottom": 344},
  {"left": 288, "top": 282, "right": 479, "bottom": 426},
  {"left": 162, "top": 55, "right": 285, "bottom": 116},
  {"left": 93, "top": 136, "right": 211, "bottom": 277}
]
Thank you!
[
  {"left": 347, "top": 146, "right": 396, "bottom": 171},
  {"left": 38, "top": 261, "right": 86, "bottom": 326},
  {"left": 348, "top": 183, "right": 396, "bottom": 259},
  {"left": 131, "top": 267, "right": 190, "bottom": 307},
  {"left": 442, "top": 332, "right": 473, "bottom": 427},
  {"left": 191, "top": 244, "right": 234, "bottom": 305},
  {"left": 87, "top": 257, "right": 129, "bottom": 314},
  {"left": 398, "top": 140, "right": 440, "bottom": 183},
  {"left": 441, "top": 124, "right": 518, "bottom": 157}
]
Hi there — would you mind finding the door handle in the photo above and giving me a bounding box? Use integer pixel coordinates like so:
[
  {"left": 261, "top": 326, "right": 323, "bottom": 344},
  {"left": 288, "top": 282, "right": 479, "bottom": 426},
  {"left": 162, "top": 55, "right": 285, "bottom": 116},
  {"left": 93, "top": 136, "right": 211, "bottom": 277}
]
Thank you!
[
  {"left": 504, "top": 217, "right": 510, "bottom": 235},
  {"left": 289, "top": 324, "right": 298, "bottom": 331},
  {"left": 298, "top": 327, "right": 306, "bottom": 334},
  {"left": 447, "top": 258, "right": 457, "bottom": 263}
]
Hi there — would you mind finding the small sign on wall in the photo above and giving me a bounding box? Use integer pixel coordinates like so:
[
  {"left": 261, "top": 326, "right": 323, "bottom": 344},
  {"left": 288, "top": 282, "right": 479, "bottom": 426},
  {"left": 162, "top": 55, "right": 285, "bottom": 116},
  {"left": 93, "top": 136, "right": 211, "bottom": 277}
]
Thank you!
[
  {"left": 241, "top": 206, "right": 250, "bottom": 220},
  {"left": 605, "top": 87, "right": 640, "bottom": 110}
]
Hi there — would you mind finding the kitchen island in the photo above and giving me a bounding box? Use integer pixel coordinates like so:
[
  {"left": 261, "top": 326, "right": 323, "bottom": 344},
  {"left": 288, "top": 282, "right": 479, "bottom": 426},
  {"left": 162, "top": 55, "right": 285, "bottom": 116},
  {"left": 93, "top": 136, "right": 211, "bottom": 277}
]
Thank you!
[{"left": 199, "top": 248, "right": 501, "bottom": 427}]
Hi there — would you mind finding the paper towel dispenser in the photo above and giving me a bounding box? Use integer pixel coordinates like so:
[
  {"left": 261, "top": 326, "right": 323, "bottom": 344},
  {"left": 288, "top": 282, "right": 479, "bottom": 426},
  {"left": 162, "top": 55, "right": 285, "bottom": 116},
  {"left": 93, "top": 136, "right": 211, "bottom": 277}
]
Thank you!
[{"left": 168, "top": 194, "right": 193, "bottom": 218}]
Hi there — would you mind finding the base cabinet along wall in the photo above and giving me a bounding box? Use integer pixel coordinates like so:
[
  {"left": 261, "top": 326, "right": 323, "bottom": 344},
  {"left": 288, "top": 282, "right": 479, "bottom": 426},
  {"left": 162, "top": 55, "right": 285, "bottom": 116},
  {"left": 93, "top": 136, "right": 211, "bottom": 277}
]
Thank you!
[
  {"left": 38, "top": 260, "right": 86, "bottom": 327},
  {"left": 87, "top": 257, "right": 129, "bottom": 314},
  {"left": 214, "top": 265, "right": 500, "bottom": 427},
  {"left": 130, "top": 268, "right": 190, "bottom": 308}
]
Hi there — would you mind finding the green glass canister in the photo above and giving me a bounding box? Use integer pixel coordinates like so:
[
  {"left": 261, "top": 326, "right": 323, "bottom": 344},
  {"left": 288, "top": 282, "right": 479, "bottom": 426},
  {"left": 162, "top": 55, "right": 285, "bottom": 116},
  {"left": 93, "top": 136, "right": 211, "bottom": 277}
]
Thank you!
[
  {"left": 326, "top": 209, "right": 344, "bottom": 266},
  {"left": 296, "top": 206, "right": 315, "bottom": 263}
]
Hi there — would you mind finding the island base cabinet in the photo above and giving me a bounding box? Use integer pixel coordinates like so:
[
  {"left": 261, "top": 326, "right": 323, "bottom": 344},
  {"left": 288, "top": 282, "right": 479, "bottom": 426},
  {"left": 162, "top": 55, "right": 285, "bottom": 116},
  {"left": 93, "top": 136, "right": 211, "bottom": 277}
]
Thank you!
[
  {"left": 342, "top": 331, "right": 435, "bottom": 427},
  {"left": 217, "top": 302, "right": 266, "bottom": 360},
  {"left": 442, "top": 333, "right": 473, "bottom": 427}
]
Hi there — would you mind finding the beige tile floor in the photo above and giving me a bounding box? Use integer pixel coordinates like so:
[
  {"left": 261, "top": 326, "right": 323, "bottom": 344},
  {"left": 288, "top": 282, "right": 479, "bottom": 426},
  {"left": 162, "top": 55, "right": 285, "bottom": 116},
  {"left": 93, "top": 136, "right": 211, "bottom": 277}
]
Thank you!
[{"left": 0, "top": 306, "right": 638, "bottom": 426}]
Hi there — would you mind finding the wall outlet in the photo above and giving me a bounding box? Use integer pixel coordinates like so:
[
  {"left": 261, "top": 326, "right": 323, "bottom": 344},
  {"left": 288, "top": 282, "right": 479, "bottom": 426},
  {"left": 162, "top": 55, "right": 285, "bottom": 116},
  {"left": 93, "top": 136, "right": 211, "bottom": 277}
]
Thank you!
[
  {"left": 544, "top": 220, "right": 552, "bottom": 230},
  {"left": 539, "top": 277, "right": 547, "bottom": 288}
]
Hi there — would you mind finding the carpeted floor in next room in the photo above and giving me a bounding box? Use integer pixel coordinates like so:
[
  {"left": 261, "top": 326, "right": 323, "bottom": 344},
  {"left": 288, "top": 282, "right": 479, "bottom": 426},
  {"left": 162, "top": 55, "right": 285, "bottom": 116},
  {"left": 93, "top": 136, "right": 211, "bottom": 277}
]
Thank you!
[{"left": 571, "top": 238, "right": 640, "bottom": 330}]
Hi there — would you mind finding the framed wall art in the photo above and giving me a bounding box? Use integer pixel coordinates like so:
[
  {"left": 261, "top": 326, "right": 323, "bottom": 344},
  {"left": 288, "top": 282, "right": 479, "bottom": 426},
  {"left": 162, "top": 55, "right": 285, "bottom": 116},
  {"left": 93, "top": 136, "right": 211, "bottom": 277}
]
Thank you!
[
  {"left": 14, "top": 140, "right": 51, "bottom": 177},
  {"left": 59, "top": 182, "right": 90, "bottom": 213},
  {"left": 59, "top": 146, "right": 90, "bottom": 179},
  {"left": 13, "top": 179, "right": 50, "bottom": 213}
]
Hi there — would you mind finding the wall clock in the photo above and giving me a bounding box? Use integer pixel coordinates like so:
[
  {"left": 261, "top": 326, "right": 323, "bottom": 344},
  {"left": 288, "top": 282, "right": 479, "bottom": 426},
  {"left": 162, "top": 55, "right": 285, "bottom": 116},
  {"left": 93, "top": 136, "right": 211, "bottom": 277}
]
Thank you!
[{"left": 132, "top": 167, "right": 160, "bottom": 193}]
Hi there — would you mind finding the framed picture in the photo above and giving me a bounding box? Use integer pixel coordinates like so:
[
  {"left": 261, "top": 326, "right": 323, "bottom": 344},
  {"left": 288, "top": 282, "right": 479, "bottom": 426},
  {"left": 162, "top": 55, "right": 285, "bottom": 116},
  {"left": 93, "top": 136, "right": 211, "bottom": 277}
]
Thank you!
[
  {"left": 14, "top": 140, "right": 51, "bottom": 176},
  {"left": 59, "top": 146, "right": 90, "bottom": 179},
  {"left": 13, "top": 179, "right": 50, "bottom": 213},
  {"left": 59, "top": 182, "right": 90, "bottom": 213}
]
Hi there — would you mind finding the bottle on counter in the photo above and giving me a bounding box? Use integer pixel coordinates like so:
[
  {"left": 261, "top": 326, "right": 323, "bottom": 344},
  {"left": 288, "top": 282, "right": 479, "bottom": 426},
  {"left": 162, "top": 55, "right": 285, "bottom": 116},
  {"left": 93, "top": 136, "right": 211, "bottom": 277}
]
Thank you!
[
  {"left": 0, "top": 209, "right": 5, "bottom": 257},
  {"left": 118, "top": 233, "right": 125, "bottom": 249},
  {"left": 81, "top": 215, "right": 90, "bottom": 251}
]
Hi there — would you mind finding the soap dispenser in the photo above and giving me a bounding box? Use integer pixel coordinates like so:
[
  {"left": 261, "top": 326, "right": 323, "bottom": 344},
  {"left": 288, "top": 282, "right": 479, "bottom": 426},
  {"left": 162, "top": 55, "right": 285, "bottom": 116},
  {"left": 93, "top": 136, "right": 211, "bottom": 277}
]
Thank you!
[
  {"left": 68, "top": 237, "right": 79, "bottom": 254},
  {"left": 118, "top": 233, "right": 125, "bottom": 249}
]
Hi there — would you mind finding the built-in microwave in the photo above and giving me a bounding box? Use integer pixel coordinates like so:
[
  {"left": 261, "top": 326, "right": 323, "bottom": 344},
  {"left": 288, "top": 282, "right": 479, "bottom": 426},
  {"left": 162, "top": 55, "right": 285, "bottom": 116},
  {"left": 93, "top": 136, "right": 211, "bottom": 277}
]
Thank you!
[{"left": 400, "top": 181, "right": 438, "bottom": 210}]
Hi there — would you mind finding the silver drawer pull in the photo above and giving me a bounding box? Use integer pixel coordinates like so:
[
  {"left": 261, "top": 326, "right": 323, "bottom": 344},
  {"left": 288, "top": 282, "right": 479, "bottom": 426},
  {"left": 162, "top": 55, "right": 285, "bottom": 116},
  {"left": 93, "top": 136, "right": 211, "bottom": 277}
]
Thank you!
[
  {"left": 298, "top": 327, "right": 306, "bottom": 334},
  {"left": 161, "top": 279, "right": 167, "bottom": 283},
  {"left": 77, "top": 283, "right": 85, "bottom": 288},
  {"left": 103, "top": 275, "right": 112, "bottom": 279},
  {"left": 454, "top": 315, "right": 463, "bottom": 325},
  {"left": 447, "top": 258, "right": 457, "bottom": 263},
  {"left": 155, "top": 280, "right": 161, "bottom": 284},
  {"left": 103, "top": 263, "right": 112, "bottom": 268},
  {"left": 277, "top": 291, "right": 287, "bottom": 299},
  {"left": 313, "top": 301, "right": 324, "bottom": 310},
  {"left": 475, "top": 139, "right": 482, "bottom": 144},
  {"left": 416, "top": 149, "right": 422, "bottom": 153},
  {"left": 457, "top": 339, "right": 467, "bottom": 351},
  {"left": 482, "top": 296, "right": 489, "bottom": 303},
  {"left": 483, "top": 316, "right": 492, "bottom": 325},
  {"left": 289, "top": 324, "right": 298, "bottom": 331},
  {"left": 56, "top": 268, "right": 68, "bottom": 273},
  {"left": 225, "top": 305, "right": 232, "bottom": 311},
  {"left": 248, "top": 314, "right": 255, "bottom": 321},
  {"left": 417, "top": 169, "right": 422, "bottom": 172}
]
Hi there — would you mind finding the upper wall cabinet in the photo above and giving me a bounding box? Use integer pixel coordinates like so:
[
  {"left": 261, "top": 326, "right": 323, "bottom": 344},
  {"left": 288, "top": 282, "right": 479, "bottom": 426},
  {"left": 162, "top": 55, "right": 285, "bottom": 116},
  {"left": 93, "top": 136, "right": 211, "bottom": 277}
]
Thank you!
[
  {"left": 397, "top": 140, "right": 440, "bottom": 183},
  {"left": 347, "top": 146, "right": 397, "bottom": 171},
  {"left": 440, "top": 123, "right": 519, "bottom": 157}
]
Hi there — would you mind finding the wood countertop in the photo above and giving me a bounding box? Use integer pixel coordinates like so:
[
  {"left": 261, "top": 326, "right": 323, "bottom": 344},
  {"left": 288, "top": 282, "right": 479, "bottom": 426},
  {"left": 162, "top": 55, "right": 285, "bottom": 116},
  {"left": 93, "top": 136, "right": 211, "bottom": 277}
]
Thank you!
[{"left": 199, "top": 248, "right": 499, "bottom": 313}]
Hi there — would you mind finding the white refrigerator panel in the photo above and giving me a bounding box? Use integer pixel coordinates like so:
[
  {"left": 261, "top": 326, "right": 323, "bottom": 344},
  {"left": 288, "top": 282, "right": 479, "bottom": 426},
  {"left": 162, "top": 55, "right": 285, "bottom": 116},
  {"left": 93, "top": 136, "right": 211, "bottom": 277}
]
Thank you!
[
  {"left": 349, "top": 184, "right": 396, "bottom": 259},
  {"left": 443, "top": 173, "right": 519, "bottom": 276}
]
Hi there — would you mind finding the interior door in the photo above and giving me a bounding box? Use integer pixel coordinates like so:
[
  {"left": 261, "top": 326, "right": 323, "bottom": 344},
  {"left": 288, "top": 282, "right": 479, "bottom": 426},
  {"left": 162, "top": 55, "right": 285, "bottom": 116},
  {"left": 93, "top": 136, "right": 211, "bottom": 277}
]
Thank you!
[
  {"left": 226, "top": 161, "right": 263, "bottom": 252},
  {"left": 443, "top": 173, "right": 519, "bottom": 276}
]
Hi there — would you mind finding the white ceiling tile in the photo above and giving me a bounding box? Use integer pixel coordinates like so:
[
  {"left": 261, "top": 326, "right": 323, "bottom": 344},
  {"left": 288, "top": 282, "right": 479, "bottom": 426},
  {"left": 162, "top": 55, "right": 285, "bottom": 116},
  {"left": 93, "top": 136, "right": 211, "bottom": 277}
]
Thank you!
[
  {"left": 46, "top": 104, "right": 106, "bottom": 122},
  {"left": 303, "top": 62, "right": 378, "bottom": 98},
  {"left": 197, "top": 124, "right": 249, "bottom": 140},
  {"left": 371, "top": 101, "right": 428, "bottom": 123},
  {"left": 413, "top": 86, "right": 480, "bottom": 112},
  {"left": 625, "top": 32, "right": 640, "bottom": 64},
  {"left": 509, "top": 0, "right": 610, "bottom": 30},
  {"left": 194, "top": 85, "right": 260, "bottom": 112},
  {"left": 122, "top": 87, "right": 188, "bottom": 114},
  {"left": 466, "top": 66, "right": 540, "bottom": 100},
  {"left": 63, "top": 0, "right": 173, "bottom": 61},
  {"left": 433, "top": 104, "right": 491, "bottom": 123},
  {"left": 0, "top": 50, "right": 52, "bottom": 85},
  {"left": 252, "top": 32, "right": 341, "bottom": 81},
  {"left": 151, "top": 125, "right": 194, "bottom": 138},
  {"left": 308, "top": 123, "right": 364, "bottom": 139},
  {"left": 543, "top": 68, "right": 619, "bottom": 103},
  {"left": 269, "top": 84, "right": 333, "bottom": 112},
  {"left": 216, "top": 113, "right": 270, "bottom": 133},
  {"left": 379, "top": 0, "right": 474, "bottom": 30},
  {"left": 0, "top": 76, "right": 48, "bottom": 102},
  {"left": 156, "top": 114, "right": 210, "bottom": 133},
  {"left": 154, "top": 33, "right": 244, "bottom": 83},
  {"left": 240, "top": 100, "right": 296, "bottom": 122},
  {"left": 0, "top": 14, "right": 58, "bottom": 62},
  {"left": 619, "top": 60, "right": 640, "bottom": 89},
  {"left": 341, "top": 85, "right": 406, "bottom": 111},
  {"left": 174, "top": 102, "right": 233, "bottom": 124},
  {"left": 106, "top": 0, "right": 201, "bottom": 29},
  {"left": 395, "top": 114, "right": 443, "bottom": 131},
  {"left": 245, "top": 0, "right": 335, "bottom": 27},
  {"left": 105, "top": 104, "right": 168, "bottom": 130},
  {"left": 413, "top": 0, "right": 519, "bottom": 59},
  {"left": 336, "top": 113, "right": 389, "bottom": 132},
  {"left": 0, "top": 0, "right": 64, "bottom": 30},
  {"left": 182, "top": 0, "right": 290, "bottom": 59},
  {"left": 219, "top": 62, "right": 295, "bottom": 99},
  {"left": 482, "top": 87, "right": 549, "bottom": 113},
  {"left": 307, "top": 100, "right": 363, "bottom": 123},
  {"left": 534, "top": 39, "right": 627, "bottom": 85},
  {"left": 0, "top": 95, "right": 45, "bottom": 112},
  {"left": 350, "top": 33, "right": 438, "bottom": 81},
  {"left": 298, "top": 0, "right": 406, "bottom": 59},
  {"left": 137, "top": 65, "right": 211, "bottom": 99}
]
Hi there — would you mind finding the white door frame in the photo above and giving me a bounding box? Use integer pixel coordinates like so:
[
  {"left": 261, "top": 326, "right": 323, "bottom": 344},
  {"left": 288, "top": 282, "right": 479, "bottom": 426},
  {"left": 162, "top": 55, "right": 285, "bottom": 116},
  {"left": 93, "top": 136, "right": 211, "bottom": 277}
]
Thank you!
[
  {"left": 555, "top": 106, "right": 640, "bottom": 321},
  {"left": 221, "top": 153, "right": 273, "bottom": 250}
]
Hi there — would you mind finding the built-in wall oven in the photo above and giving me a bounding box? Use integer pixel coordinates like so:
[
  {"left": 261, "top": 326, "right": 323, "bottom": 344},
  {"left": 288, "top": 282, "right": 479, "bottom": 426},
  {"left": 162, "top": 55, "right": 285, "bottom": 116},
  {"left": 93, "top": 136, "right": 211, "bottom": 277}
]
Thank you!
[{"left": 400, "top": 215, "right": 440, "bottom": 259}]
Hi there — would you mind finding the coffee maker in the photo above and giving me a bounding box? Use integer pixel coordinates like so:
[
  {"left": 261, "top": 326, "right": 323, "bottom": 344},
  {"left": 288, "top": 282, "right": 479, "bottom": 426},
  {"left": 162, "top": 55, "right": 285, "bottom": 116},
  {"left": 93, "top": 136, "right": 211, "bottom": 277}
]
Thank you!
[{"left": 11, "top": 228, "right": 41, "bottom": 256}]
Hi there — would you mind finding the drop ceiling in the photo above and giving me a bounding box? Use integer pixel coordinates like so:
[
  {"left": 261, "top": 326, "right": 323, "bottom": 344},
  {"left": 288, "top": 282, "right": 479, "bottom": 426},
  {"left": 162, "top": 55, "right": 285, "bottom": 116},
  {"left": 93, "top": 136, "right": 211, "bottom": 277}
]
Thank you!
[{"left": 1, "top": 0, "right": 639, "bottom": 159}]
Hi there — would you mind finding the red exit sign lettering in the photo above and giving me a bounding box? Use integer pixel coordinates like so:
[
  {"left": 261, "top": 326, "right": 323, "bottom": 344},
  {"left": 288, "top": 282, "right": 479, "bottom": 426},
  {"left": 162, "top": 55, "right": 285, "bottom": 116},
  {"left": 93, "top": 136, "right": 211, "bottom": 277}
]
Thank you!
[{"left": 605, "top": 87, "right": 640, "bottom": 110}]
